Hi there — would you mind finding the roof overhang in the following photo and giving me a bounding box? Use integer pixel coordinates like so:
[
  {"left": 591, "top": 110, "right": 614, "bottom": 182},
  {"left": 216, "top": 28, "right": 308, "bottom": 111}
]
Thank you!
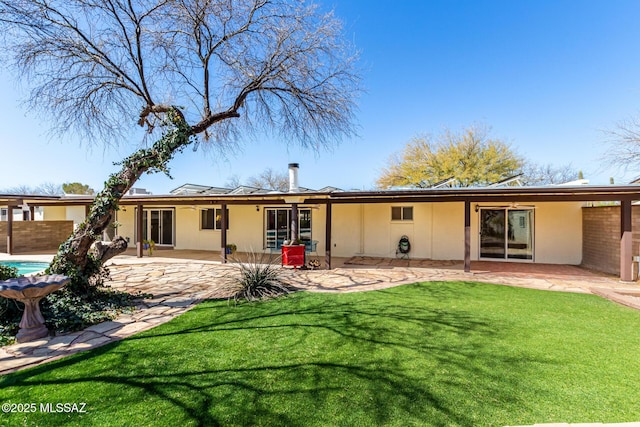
[
  {"left": 2, "top": 185, "right": 640, "bottom": 207},
  {"left": 327, "top": 185, "right": 640, "bottom": 203}
]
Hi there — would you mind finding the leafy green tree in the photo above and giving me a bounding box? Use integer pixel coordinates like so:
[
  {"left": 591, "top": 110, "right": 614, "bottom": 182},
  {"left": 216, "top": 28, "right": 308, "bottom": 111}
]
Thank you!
[
  {"left": 0, "top": 0, "right": 360, "bottom": 291},
  {"left": 377, "top": 125, "right": 523, "bottom": 189},
  {"left": 62, "top": 182, "right": 95, "bottom": 195}
]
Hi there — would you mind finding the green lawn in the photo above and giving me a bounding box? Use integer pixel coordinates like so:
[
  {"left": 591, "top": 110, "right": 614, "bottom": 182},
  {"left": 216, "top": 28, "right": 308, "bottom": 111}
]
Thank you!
[{"left": 2, "top": 281, "right": 640, "bottom": 426}]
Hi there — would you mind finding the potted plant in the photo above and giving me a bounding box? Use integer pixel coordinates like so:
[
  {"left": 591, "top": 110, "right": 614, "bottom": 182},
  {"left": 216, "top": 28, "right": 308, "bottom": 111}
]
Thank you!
[
  {"left": 143, "top": 239, "right": 155, "bottom": 256},
  {"left": 225, "top": 243, "right": 237, "bottom": 254}
]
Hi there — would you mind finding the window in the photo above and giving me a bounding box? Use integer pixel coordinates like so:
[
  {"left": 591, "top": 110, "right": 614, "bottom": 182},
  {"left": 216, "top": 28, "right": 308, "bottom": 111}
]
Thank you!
[
  {"left": 0, "top": 208, "right": 6, "bottom": 221},
  {"left": 391, "top": 206, "right": 413, "bottom": 221},
  {"left": 265, "top": 208, "right": 312, "bottom": 249},
  {"left": 201, "top": 208, "right": 229, "bottom": 230}
]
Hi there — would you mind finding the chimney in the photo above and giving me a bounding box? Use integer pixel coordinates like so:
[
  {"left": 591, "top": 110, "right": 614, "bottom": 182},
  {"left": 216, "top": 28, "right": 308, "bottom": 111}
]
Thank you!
[{"left": 288, "top": 163, "right": 299, "bottom": 193}]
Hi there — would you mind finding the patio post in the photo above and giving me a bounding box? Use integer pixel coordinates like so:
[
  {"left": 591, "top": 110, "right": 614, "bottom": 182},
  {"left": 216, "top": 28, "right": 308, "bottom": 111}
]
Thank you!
[
  {"left": 136, "top": 204, "right": 143, "bottom": 258},
  {"left": 325, "top": 201, "right": 332, "bottom": 269},
  {"left": 464, "top": 200, "right": 471, "bottom": 272},
  {"left": 291, "top": 203, "right": 298, "bottom": 242},
  {"left": 220, "top": 203, "right": 227, "bottom": 263},
  {"left": 6, "top": 205, "right": 14, "bottom": 255},
  {"left": 620, "top": 199, "right": 633, "bottom": 281}
]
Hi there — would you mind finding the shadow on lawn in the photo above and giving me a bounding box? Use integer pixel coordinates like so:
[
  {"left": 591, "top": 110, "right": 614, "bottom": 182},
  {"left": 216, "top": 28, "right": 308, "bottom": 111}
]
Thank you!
[{"left": 0, "top": 282, "right": 552, "bottom": 426}]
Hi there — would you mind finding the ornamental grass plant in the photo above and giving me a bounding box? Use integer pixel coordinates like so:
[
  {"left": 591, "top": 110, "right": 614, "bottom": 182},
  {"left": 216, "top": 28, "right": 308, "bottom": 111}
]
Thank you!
[{"left": 227, "top": 251, "right": 295, "bottom": 302}]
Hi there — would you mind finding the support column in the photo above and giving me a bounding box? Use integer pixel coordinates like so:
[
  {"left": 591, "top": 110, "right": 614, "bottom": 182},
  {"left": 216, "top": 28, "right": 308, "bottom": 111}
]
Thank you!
[
  {"left": 464, "top": 200, "right": 471, "bottom": 273},
  {"left": 620, "top": 199, "right": 633, "bottom": 281},
  {"left": 220, "top": 204, "right": 228, "bottom": 263},
  {"left": 291, "top": 203, "right": 299, "bottom": 242},
  {"left": 325, "top": 202, "right": 332, "bottom": 270},
  {"left": 136, "top": 204, "right": 144, "bottom": 258},
  {"left": 6, "top": 206, "right": 14, "bottom": 255},
  {"left": 29, "top": 206, "right": 35, "bottom": 221}
]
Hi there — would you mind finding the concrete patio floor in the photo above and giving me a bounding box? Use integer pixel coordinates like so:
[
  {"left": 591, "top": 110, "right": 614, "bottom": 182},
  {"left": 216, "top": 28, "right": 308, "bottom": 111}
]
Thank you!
[{"left": 1, "top": 251, "right": 639, "bottom": 426}]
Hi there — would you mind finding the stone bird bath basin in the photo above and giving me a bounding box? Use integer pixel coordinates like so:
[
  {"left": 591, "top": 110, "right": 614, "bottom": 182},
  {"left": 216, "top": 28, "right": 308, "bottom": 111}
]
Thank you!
[{"left": 0, "top": 275, "right": 69, "bottom": 343}]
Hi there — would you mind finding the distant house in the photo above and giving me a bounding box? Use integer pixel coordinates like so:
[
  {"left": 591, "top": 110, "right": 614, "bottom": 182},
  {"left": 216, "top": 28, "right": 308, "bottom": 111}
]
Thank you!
[{"left": 2, "top": 165, "right": 640, "bottom": 281}]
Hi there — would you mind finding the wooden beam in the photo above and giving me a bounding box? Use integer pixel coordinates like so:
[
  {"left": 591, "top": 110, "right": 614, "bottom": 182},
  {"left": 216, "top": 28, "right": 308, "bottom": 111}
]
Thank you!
[
  {"left": 464, "top": 200, "right": 471, "bottom": 272},
  {"left": 6, "top": 206, "right": 14, "bottom": 255},
  {"left": 220, "top": 204, "right": 228, "bottom": 263},
  {"left": 136, "top": 204, "right": 143, "bottom": 258},
  {"left": 291, "top": 203, "right": 299, "bottom": 242},
  {"left": 325, "top": 202, "right": 332, "bottom": 270},
  {"left": 620, "top": 199, "right": 633, "bottom": 281}
]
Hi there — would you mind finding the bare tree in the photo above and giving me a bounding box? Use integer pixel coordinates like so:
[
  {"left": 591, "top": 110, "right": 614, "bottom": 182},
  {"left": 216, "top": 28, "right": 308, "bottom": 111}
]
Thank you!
[
  {"left": 604, "top": 117, "right": 640, "bottom": 172},
  {"left": 1, "top": 183, "right": 62, "bottom": 195},
  {"left": 38, "top": 182, "right": 64, "bottom": 196},
  {"left": 225, "top": 174, "right": 242, "bottom": 189},
  {"left": 246, "top": 168, "right": 289, "bottom": 191},
  {"left": 0, "top": 0, "right": 360, "bottom": 291},
  {"left": 1, "top": 185, "right": 39, "bottom": 195},
  {"left": 520, "top": 163, "right": 579, "bottom": 186}
]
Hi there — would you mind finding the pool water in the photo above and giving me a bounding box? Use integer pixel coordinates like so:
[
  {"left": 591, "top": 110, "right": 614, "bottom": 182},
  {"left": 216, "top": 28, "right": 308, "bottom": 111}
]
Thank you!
[{"left": 0, "top": 261, "right": 50, "bottom": 276}]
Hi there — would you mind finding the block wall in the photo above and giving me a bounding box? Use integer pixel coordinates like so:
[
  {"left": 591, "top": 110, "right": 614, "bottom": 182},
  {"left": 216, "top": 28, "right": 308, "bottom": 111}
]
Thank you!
[
  {"left": 0, "top": 220, "right": 73, "bottom": 253},
  {"left": 581, "top": 205, "right": 640, "bottom": 276}
]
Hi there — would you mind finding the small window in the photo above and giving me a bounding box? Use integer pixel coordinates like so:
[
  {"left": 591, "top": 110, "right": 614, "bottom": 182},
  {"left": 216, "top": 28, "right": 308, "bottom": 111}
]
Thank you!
[
  {"left": 391, "top": 206, "right": 413, "bottom": 221},
  {"left": 201, "top": 208, "right": 229, "bottom": 230}
]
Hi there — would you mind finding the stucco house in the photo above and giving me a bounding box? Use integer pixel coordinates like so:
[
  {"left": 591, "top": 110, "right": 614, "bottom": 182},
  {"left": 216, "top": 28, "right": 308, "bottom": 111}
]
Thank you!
[{"left": 2, "top": 164, "right": 640, "bottom": 281}]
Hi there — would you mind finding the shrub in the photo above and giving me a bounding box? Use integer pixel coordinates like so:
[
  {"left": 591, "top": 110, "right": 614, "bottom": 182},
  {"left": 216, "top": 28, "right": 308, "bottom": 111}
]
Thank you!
[
  {"left": 0, "top": 264, "right": 151, "bottom": 344},
  {"left": 0, "top": 265, "right": 20, "bottom": 345},
  {"left": 41, "top": 286, "right": 150, "bottom": 334},
  {"left": 228, "top": 252, "right": 295, "bottom": 303},
  {"left": 0, "top": 265, "right": 19, "bottom": 281}
]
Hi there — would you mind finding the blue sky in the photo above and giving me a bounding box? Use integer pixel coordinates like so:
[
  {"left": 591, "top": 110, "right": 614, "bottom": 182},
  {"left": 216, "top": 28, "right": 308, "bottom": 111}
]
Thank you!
[{"left": 2, "top": 0, "right": 640, "bottom": 194}]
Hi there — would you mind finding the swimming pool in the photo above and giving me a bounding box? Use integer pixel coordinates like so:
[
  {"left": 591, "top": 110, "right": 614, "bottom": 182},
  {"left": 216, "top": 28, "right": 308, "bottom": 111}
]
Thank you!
[{"left": 0, "top": 261, "right": 49, "bottom": 276}]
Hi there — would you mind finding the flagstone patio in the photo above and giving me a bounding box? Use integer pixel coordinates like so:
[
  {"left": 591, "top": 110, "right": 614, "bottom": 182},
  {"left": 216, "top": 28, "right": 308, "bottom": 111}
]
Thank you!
[{"left": 1, "top": 251, "right": 639, "bottom": 377}]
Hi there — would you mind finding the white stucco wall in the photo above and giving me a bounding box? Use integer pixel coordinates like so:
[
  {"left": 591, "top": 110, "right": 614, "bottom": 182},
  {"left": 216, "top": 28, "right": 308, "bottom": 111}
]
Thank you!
[
  {"left": 42, "top": 206, "right": 67, "bottom": 221},
  {"left": 531, "top": 202, "right": 583, "bottom": 264},
  {"left": 115, "top": 207, "right": 135, "bottom": 245},
  {"left": 109, "top": 199, "right": 583, "bottom": 265},
  {"left": 65, "top": 206, "right": 87, "bottom": 227},
  {"left": 470, "top": 201, "right": 583, "bottom": 264}
]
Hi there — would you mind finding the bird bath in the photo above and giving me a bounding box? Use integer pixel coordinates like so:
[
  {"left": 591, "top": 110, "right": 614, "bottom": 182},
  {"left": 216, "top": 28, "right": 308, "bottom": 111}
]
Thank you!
[{"left": 0, "top": 275, "right": 69, "bottom": 343}]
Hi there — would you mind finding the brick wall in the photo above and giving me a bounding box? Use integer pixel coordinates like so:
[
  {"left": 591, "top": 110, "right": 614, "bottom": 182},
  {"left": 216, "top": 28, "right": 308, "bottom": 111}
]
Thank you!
[
  {"left": 0, "top": 220, "right": 73, "bottom": 253},
  {"left": 582, "top": 206, "right": 640, "bottom": 276}
]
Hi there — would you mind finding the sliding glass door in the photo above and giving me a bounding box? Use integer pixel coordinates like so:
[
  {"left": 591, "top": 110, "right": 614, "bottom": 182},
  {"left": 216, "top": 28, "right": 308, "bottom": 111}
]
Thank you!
[
  {"left": 480, "top": 208, "right": 533, "bottom": 260},
  {"left": 138, "top": 208, "right": 175, "bottom": 246}
]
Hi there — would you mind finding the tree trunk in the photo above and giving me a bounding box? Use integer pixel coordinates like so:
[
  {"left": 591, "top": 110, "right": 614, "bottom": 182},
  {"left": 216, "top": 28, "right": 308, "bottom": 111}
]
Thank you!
[{"left": 49, "top": 108, "right": 193, "bottom": 292}]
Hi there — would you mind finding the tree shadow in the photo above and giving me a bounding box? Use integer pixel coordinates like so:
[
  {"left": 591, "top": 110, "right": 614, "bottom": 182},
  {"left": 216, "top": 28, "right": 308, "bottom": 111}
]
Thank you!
[{"left": 0, "top": 282, "right": 562, "bottom": 426}]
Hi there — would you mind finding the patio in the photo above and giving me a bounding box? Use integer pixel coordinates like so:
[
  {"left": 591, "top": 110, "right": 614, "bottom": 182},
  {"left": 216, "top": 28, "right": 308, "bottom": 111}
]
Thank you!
[{"left": 0, "top": 250, "right": 638, "bottom": 376}]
